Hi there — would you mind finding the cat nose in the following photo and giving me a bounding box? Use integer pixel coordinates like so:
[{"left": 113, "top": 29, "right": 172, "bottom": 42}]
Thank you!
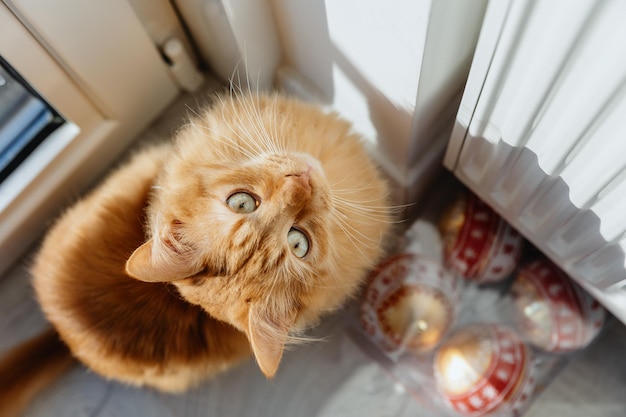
[
  {"left": 283, "top": 168, "right": 312, "bottom": 215},
  {"left": 286, "top": 167, "right": 312, "bottom": 192}
]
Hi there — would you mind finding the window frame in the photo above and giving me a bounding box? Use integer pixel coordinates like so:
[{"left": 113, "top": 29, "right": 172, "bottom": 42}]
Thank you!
[{"left": 0, "top": 1, "right": 180, "bottom": 276}]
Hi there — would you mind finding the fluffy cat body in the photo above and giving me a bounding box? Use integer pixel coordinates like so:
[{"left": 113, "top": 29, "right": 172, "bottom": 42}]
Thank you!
[{"left": 1, "top": 93, "right": 392, "bottom": 411}]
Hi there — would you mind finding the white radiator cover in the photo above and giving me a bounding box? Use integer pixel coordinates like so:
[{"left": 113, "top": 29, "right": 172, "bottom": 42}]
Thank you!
[{"left": 444, "top": 0, "right": 626, "bottom": 323}]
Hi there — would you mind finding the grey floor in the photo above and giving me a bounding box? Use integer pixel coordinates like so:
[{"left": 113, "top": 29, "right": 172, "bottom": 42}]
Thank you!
[{"left": 2, "top": 79, "right": 626, "bottom": 416}]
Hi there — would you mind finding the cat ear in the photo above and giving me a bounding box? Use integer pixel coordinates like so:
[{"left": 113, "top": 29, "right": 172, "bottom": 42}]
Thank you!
[
  {"left": 247, "top": 303, "right": 296, "bottom": 379},
  {"left": 125, "top": 237, "right": 202, "bottom": 282}
]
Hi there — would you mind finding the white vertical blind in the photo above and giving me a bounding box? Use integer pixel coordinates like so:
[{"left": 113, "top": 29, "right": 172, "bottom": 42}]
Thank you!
[{"left": 444, "top": 0, "right": 626, "bottom": 322}]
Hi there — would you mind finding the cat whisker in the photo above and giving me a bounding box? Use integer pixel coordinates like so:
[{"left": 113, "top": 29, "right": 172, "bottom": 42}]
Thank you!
[
  {"left": 255, "top": 95, "right": 284, "bottom": 155},
  {"left": 250, "top": 93, "right": 284, "bottom": 156},
  {"left": 229, "top": 69, "right": 286, "bottom": 157},
  {"left": 332, "top": 211, "right": 392, "bottom": 227},
  {"left": 227, "top": 59, "right": 246, "bottom": 97},
  {"left": 331, "top": 208, "right": 405, "bottom": 225},
  {"left": 331, "top": 197, "right": 398, "bottom": 213},
  {"left": 245, "top": 70, "right": 275, "bottom": 151},
  {"left": 334, "top": 211, "right": 386, "bottom": 247},
  {"left": 223, "top": 68, "right": 275, "bottom": 157},
  {"left": 184, "top": 103, "right": 204, "bottom": 120},
  {"left": 269, "top": 94, "right": 287, "bottom": 154},
  {"left": 331, "top": 195, "right": 411, "bottom": 214},
  {"left": 215, "top": 95, "right": 263, "bottom": 154},
  {"left": 239, "top": 94, "right": 278, "bottom": 156},
  {"left": 332, "top": 212, "right": 379, "bottom": 262},
  {"left": 186, "top": 112, "right": 259, "bottom": 161},
  {"left": 197, "top": 97, "right": 261, "bottom": 158},
  {"left": 334, "top": 213, "right": 406, "bottom": 227},
  {"left": 219, "top": 95, "right": 272, "bottom": 158},
  {"left": 331, "top": 199, "right": 399, "bottom": 223},
  {"left": 330, "top": 192, "right": 388, "bottom": 205},
  {"left": 328, "top": 180, "right": 391, "bottom": 192},
  {"left": 284, "top": 333, "right": 327, "bottom": 348}
]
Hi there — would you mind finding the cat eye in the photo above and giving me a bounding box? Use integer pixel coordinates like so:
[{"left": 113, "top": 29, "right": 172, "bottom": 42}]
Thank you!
[
  {"left": 226, "top": 192, "right": 259, "bottom": 213},
  {"left": 288, "top": 228, "right": 309, "bottom": 258}
]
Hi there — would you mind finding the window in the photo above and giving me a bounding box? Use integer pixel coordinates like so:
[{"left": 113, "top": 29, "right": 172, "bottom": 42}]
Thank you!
[
  {"left": 0, "top": 56, "right": 64, "bottom": 183},
  {"left": 0, "top": 1, "right": 180, "bottom": 275}
]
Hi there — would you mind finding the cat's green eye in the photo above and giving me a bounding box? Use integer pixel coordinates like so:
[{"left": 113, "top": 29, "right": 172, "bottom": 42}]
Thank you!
[
  {"left": 288, "top": 228, "right": 309, "bottom": 258},
  {"left": 226, "top": 192, "right": 259, "bottom": 213}
]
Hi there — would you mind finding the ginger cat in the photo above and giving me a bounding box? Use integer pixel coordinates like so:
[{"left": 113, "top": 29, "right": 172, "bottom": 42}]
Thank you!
[{"left": 0, "top": 92, "right": 393, "bottom": 416}]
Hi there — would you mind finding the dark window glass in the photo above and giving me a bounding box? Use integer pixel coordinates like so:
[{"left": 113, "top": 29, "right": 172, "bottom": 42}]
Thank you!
[{"left": 0, "top": 56, "right": 64, "bottom": 183}]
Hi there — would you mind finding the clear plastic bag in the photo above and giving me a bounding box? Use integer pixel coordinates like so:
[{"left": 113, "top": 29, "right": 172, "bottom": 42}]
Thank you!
[{"left": 352, "top": 186, "right": 606, "bottom": 417}]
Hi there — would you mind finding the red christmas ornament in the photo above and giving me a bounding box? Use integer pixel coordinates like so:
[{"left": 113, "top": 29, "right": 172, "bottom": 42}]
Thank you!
[
  {"left": 511, "top": 258, "right": 606, "bottom": 353},
  {"left": 434, "top": 324, "right": 536, "bottom": 417},
  {"left": 439, "top": 192, "right": 524, "bottom": 283},
  {"left": 361, "top": 253, "right": 458, "bottom": 357}
]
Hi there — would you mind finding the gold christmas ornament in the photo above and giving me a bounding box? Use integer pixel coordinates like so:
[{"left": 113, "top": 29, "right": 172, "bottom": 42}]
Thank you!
[
  {"left": 439, "top": 193, "right": 524, "bottom": 283},
  {"left": 511, "top": 258, "right": 606, "bottom": 353},
  {"left": 361, "top": 254, "right": 458, "bottom": 356},
  {"left": 434, "top": 324, "right": 536, "bottom": 416}
]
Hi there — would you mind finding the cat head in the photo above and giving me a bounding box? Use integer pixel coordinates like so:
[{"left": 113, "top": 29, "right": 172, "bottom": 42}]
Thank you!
[{"left": 125, "top": 93, "right": 393, "bottom": 378}]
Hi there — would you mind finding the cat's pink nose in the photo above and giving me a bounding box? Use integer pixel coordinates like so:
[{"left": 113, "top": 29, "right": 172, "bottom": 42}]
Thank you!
[{"left": 286, "top": 168, "right": 312, "bottom": 191}]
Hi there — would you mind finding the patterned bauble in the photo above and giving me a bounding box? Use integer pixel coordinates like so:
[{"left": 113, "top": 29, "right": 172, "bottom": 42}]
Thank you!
[
  {"left": 361, "top": 254, "right": 458, "bottom": 357},
  {"left": 511, "top": 258, "right": 605, "bottom": 353},
  {"left": 439, "top": 192, "right": 524, "bottom": 283},
  {"left": 434, "top": 324, "right": 536, "bottom": 417}
]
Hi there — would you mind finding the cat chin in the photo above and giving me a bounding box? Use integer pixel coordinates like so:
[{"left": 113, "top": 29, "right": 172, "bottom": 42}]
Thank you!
[
  {"left": 287, "top": 152, "right": 328, "bottom": 190},
  {"left": 252, "top": 151, "right": 324, "bottom": 176},
  {"left": 291, "top": 152, "right": 324, "bottom": 173}
]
